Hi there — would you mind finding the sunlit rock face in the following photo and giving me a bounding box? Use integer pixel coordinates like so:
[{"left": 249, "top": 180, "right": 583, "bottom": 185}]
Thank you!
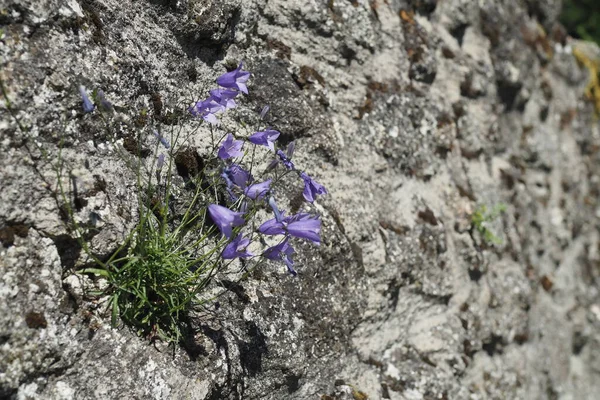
[{"left": 1, "top": 0, "right": 600, "bottom": 399}]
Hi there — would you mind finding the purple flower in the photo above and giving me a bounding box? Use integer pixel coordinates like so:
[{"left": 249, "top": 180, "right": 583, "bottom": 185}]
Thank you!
[
  {"left": 208, "top": 204, "right": 245, "bottom": 239},
  {"left": 286, "top": 213, "right": 321, "bottom": 244},
  {"left": 259, "top": 212, "right": 321, "bottom": 245},
  {"left": 96, "top": 89, "right": 112, "bottom": 111},
  {"left": 157, "top": 154, "right": 166, "bottom": 170},
  {"left": 300, "top": 172, "right": 327, "bottom": 203},
  {"left": 244, "top": 179, "right": 271, "bottom": 200},
  {"left": 218, "top": 133, "right": 244, "bottom": 159},
  {"left": 263, "top": 237, "right": 296, "bottom": 275},
  {"left": 222, "top": 234, "right": 254, "bottom": 259},
  {"left": 79, "top": 86, "right": 95, "bottom": 113},
  {"left": 222, "top": 164, "right": 252, "bottom": 189},
  {"left": 216, "top": 62, "right": 251, "bottom": 94},
  {"left": 260, "top": 105, "right": 270, "bottom": 120},
  {"left": 154, "top": 130, "right": 170, "bottom": 149},
  {"left": 210, "top": 88, "right": 238, "bottom": 110},
  {"left": 286, "top": 141, "right": 295, "bottom": 158},
  {"left": 267, "top": 142, "right": 295, "bottom": 171},
  {"left": 258, "top": 218, "right": 286, "bottom": 236},
  {"left": 249, "top": 129, "right": 280, "bottom": 152},
  {"left": 189, "top": 97, "right": 224, "bottom": 124},
  {"left": 268, "top": 196, "right": 284, "bottom": 222},
  {"left": 276, "top": 149, "right": 295, "bottom": 170}
]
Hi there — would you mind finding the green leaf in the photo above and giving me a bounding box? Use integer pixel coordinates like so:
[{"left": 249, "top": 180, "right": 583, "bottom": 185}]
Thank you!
[
  {"left": 111, "top": 294, "right": 119, "bottom": 327},
  {"left": 79, "top": 268, "right": 111, "bottom": 277}
]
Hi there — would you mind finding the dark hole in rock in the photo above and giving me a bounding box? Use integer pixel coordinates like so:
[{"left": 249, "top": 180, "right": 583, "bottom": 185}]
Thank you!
[
  {"left": 401, "top": 271, "right": 416, "bottom": 284},
  {"left": 450, "top": 23, "right": 469, "bottom": 46},
  {"left": 468, "top": 268, "right": 483, "bottom": 282},
  {"left": 384, "top": 278, "right": 401, "bottom": 310},
  {"left": 285, "top": 373, "right": 301, "bottom": 393},
  {"left": 25, "top": 311, "right": 47, "bottom": 329},
  {"left": 482, "top": 334, "right": 504, "bottom": 356},
  {"left": 186, "top": 64, "right": 198, "bottom": 82},
  {"left": 71, "top": 175, "right": 89, "bottom": 211},
  {"left": 52, "top": 234, "right": 82, "bottom": 270},
  {"left": 540, "top": 106, "right": 549, "bottom": 122},
  {"left": 0, "top": 223, "right": 30, "bottom": 247},
  {"left": 496, "top": 80, "right": 523, "bottom": 110},
  {"left": 381, "top": 382, "right": 391, "bottom": 399},
  {"left": 409, "top": 62, "right": 437, "bottom": 84},
  {"left": 0, "top": 334, "right": 10, "bottom": 345},
  {"left": 572, "top": 331, "right": 587, "bottom": 355},
  {"left": 350, "top": 242, "right": 364, "bottom": 268},
  {"left": 408, "top": 0, "right": 437, "bottom": 15},
  {"left": 418, "top": 207, "right": 438, "bottom": 225},
  {"left": 463, "top": 339, "right": 477, "bottom": 358}
]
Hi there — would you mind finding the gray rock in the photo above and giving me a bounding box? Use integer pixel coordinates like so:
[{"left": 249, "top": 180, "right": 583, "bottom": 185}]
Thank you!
[{"left": 1, "top": 0, "right": 600, "bottom": 399}]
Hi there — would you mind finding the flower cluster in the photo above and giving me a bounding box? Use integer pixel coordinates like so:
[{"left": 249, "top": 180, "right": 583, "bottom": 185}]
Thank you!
[
  {"left": 79, "top": 86, "right": 112, "bottom": 113},
  {"left": 196, "top": 63, "right": 328, "bottom": 276},
  {"left": 78, "top": 63, "right": 327, "bottom": 277},
  {"left": 72, "top": 64, "right": 327, "bottom": 343},
  {"left": 188, "top": 63, "right": 250, "bottom": 124}
]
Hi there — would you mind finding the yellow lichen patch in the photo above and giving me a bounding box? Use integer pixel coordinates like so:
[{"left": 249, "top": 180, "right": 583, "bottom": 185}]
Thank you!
[{"left": 572, "top": 40, "right": 600, "bottom": 115}]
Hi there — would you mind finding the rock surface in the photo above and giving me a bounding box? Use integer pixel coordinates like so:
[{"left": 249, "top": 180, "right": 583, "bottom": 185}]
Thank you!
[{"left": 1, "top": 0, "right": 600, "bottom": 399}]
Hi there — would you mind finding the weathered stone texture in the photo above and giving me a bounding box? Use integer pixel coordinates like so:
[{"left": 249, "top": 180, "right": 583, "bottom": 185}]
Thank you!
[{"left": 2, "top": 0, "right": 600, "bottom": 399}]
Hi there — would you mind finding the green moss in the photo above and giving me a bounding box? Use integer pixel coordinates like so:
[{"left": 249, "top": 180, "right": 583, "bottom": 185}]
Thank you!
[{"left": 471, "top": 203, "right": 506, "bottom": 245}]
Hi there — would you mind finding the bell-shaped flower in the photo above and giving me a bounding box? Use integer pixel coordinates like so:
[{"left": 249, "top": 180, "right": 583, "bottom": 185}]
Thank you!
[
  {"left": 266, "top": 142, "right": 295, "bottom": 171},
  {"left": 300, "top": 172, "right": 327, "bottom": 203},
  {"left": 259, "top": 105, "right": 270, "bottom": 120},
  {"left": 189, "top": 97, "right": 224, "bottom": 124},
  {"left": 276, "top": 149, "right": 295, "bottom": 170},
  {"left": 208, "top": 204, "right": 245, "bottom": 239},
  {"left": 222, "top": 164, "right": 252, "bottom": 189},
  {"left": 244, "top": 179, "right": 271, "bottom": 200},
  {"left": 210, "top": 88, "right": 238, "bottom": 110},
  {"left": 268, "top": 196, "right": 284, "bottom": 222},
  {"left": 249, "top": 129, "right": 280, "bottom": 152},
  {"left": 259, "top": 212, "right": 321, "bottom": 245},
  {"left": 263, "top": 237, "right": 296, "bottom": 275},
  {"left": 95, "top": 89, "right": 112, "bottom": 111},
  {"left": 216, "top": 62, "right": 251, "bottom": 94},
  {"left": 258, "top": 218, "right": 286, "bottom": 236},
  {"left": 218, "top": 133, "right": 244, "bottom": 159},
  {"left": 79, "top": 86, "right": 95, "bottom": 113},
  {"left": 222, "top": 234, "right": 254, "bottom": 259},
  {"left": 157, "top": 154, "right": 166, "bottom": 170},
  {"left": 154, "top": 130, "right": 170, "bottom": 149},
  {"left": 286, "top": 213, "right": 321, "bottom": 245}
]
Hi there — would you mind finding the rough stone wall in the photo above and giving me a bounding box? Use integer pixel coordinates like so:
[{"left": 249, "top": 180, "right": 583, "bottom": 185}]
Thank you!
[{"left": 1, "top": 0, "right": 600, "bottom": 399}]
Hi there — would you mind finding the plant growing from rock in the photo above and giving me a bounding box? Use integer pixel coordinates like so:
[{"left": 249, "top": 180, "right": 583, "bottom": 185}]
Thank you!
[
  {"left": 59, "top": 63, "right": 328, "bottom": 343},
  {"left": 471, "top": 203, "right": 506, "bottom": 245}
]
